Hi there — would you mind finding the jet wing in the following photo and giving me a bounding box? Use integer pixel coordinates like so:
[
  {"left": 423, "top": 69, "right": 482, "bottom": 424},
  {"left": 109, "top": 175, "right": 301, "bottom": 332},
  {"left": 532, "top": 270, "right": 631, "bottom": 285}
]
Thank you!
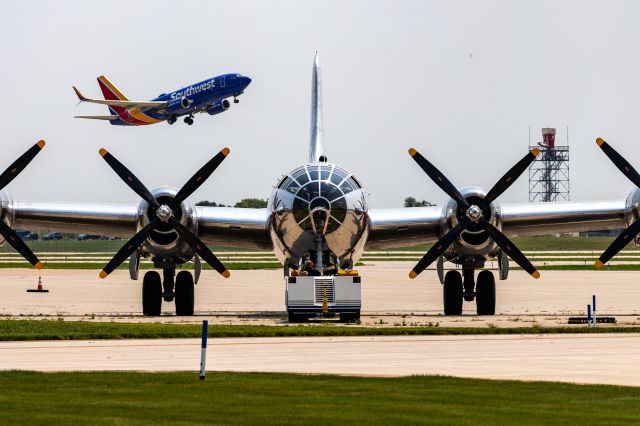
[
  {"left": 74, "top": 115, "right": 119, "bottom": 121},
  {"left": 12, "top": 202, "right": 272, "bottom": 250},
  {"left": 365, "top": 201, "right": 627, "bottom": 250},
  {"left": 72, "top": 86, "right": 168, "bottom": 110}
]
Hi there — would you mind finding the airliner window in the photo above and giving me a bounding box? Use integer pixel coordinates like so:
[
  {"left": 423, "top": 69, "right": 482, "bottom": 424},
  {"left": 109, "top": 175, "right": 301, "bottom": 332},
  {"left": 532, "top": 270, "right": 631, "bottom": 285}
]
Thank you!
[
  {"left": 330, "top": 167, "right": 347, "bottom": 185},
  {"left": 340, "top": 180, "right": 354, "bottom": 194},
  {"left": 308, "top": 166, "right": 319, "bottom": 181},
  {"left": 286, "top": 181, "right": 299, "bottom": 194},
  {"left": 293, "top": 168, "right": 309, "bottom": 185},
  {"left": 320, "top": 166, "right": 331, "bottom": 181},
  {"left": 293, "top": 198, "right": 308, "bottom": 224}
]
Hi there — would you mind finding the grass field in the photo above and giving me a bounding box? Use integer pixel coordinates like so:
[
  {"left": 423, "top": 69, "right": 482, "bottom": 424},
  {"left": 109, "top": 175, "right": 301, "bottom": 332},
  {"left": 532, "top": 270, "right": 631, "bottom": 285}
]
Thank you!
[
  {"left": 1, "top": 320, "right": 639, "bottom": 341},
  {"left": 0, "top": 371, "right": 638, "bottom": 425}
]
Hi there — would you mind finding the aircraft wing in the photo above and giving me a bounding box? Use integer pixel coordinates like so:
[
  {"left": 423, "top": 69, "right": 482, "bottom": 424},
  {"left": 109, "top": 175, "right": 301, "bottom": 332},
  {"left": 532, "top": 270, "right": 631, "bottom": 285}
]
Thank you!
[
  {"left": 365, "top": 201, "right": 627, "bottom": 250},
  {"left": 72, "top": 87, "right": 168, "bottom": 110},
  {"left": 74, "top": 115, "right": 119, "bottom": 121},
  {"left": 12, "top": 202, "right": 272, "bottom": 250}
]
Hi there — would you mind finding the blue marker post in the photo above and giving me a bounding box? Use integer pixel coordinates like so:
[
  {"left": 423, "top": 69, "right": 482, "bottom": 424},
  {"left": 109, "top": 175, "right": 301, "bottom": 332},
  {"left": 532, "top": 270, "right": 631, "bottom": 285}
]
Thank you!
[
  {"left": 200, "top": 320, "right": 208, "bottom": 380},
  {"left": 592, "top": 294, "right": 597, "bottom": 327},
  {"left": 587, "top": 304, "right": 592, "bottom": 328}
]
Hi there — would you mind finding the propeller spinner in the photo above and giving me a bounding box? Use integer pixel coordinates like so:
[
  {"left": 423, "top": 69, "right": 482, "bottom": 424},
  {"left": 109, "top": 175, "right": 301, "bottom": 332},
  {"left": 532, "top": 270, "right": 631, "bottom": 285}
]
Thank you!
[
  {"left": 98, "top": 147, "right": 231, "bottom": 279},
  {"left": 594, "top": 138, "right": 640, "bottom": 267},
  {"left": 0, "top": 141, "right": 46, "bottom": 269},
  {"left": 407, "top": 147, "right": 541, "bottom": 279}
]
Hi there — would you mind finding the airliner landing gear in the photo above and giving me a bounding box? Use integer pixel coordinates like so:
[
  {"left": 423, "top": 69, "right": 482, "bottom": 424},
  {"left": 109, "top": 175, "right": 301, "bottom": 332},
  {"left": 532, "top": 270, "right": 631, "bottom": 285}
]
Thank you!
[
  {"left": 167, "top": 115, "right": 177, "bottom": 125},
  {"left": 162, "top": 267, "right": 175, "bottom": 302},
  {"left": 184, "top": 115, "right": 194, "bottom": 125},
  {"left": 175, "top": 271, "right": 195, "bottom": 316},
  {"left": 233, "top": 96, "right": 239, "bottom": 104},
  {"left": 142, "top": 271, "right": 162, "bottom": 316},
  {"left": 443, "top": 270, "right": 463, "bottom": 315},
  {"left": 476, "top": 270, "right": 496, "bottom": 315}
]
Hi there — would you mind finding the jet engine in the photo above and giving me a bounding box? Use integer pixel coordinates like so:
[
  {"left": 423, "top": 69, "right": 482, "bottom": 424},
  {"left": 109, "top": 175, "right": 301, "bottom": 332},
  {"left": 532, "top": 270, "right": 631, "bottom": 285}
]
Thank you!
[
  {"left": 206, "top": 99, "right": 231, "bottom": 116},
  {"left": 166, "top": 96, "right": 192, "bottom": 114}
]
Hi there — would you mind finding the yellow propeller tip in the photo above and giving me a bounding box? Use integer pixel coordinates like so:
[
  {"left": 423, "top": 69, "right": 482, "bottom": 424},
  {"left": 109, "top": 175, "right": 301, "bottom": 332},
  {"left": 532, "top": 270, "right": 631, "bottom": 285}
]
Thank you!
[
  {"left": 531, "top": 270, "right": 540, "bottom": 279},
  {"left": 99, "top": 270, "right": 108, "bottom": 279},
  {"left": 596, "top": 138, "right": 605, "bottom": 146},
  {"left": 222, "top": 270, "right": 231, "bottom": 278},
  {"left": 408, "top": 148, "right": 417, "bottom": 157},
  {"left": 36, "top": 140, "right": 46, "bottom": 149},
  {"left": 221, "top": 147, "right": 230, "bottom": 156},
  {"left": 99, "top": 148, "right": 108, "bottom": 157},
  {"left": 595, "top": 259, "right": 604, "bottom": 268},
  {"left": 531, "top": 148, "right": 540, "bottom": 156},
  {"left": 409, "top": 271, "right": 418, "bottom": 279},
  {"left": 34, "top": 261, "right": 44, "bottom": 270}
]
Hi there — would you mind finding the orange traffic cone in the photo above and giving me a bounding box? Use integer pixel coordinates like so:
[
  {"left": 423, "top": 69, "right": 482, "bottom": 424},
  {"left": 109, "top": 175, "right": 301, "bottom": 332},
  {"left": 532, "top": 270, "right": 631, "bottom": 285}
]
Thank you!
[{"left": 27, "top": 276, "right": 49, "bottom": 293}]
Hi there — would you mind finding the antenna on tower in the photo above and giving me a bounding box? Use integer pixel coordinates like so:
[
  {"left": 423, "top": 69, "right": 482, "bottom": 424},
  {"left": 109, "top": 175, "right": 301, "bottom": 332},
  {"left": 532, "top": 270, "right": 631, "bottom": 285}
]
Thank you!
[{"left": 528, "top": 127, "right": 570, "bottom": 202}]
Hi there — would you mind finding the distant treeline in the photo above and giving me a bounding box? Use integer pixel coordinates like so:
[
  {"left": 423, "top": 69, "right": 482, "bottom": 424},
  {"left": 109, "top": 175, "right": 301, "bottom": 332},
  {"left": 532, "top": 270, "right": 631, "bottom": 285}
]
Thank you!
[{"left": 196, "top": 198, "right": 268, "bottom": 208}]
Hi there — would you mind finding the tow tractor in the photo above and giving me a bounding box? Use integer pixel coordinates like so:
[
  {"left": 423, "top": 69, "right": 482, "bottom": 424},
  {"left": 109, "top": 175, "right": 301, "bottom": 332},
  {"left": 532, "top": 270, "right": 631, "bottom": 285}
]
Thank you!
[{"left": 285, "top": 268, "right": 361, "bottom": 322}]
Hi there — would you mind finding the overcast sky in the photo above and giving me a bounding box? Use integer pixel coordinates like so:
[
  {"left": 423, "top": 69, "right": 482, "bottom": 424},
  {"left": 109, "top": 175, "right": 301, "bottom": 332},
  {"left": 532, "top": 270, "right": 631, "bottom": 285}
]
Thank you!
[{"left": 2, "top": 0, "right": 640, "bottom": 208}]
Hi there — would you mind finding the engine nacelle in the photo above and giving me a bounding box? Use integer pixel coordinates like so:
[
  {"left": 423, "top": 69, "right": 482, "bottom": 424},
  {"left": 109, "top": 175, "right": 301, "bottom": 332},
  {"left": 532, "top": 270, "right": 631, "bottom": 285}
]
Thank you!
[
  {"left": 166, "top": 97, "right": 192, "bottom": 115},
  {"left": 440, "top": 186, "right": 502, "bottom": 264},
  {"left": 136, "top": 186, "right": 198, "bottom": 265},
  {"left": 206, "top": 99, "right": 231, "bottom": 116}
]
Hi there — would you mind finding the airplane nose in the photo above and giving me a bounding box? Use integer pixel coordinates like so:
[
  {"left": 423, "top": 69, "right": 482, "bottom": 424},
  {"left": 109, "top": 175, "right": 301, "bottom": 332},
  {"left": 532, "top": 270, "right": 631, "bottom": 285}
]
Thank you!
[{"left": 242, "top": 76, "right": 252, "bottom": 87}]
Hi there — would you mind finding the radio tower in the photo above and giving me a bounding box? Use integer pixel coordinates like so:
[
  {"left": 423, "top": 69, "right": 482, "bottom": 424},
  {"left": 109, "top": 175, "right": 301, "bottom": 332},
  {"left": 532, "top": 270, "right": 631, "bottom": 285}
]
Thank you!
[{"left": 528, "top": 128, "right": 570, "bottom": 202}]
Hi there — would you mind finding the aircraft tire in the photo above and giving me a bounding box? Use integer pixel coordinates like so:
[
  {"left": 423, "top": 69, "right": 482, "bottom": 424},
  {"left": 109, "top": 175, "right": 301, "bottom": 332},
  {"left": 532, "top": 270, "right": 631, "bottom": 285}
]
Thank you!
[
  {"left": 175, "top": 271, "right": 195, "bottom": 316},
  {"left": 142, "top": 271, "right": 162, "bottom": 316},
  {"left": 476, "top": 270, "right": 496, "bottom": 315},
  {"left": 443, "top": 270, "right": 463, "bottom": 315}
]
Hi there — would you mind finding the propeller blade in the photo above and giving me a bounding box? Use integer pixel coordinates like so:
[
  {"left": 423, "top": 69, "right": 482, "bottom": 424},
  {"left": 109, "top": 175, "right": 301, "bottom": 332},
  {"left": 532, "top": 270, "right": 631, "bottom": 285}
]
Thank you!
[
  {"left": 169, "top": 217, "right": 230, "bottom": 278},
  {"left": 0, "top": 140, "right": 45, "bottom": 191},
  {"left": 99, "top": 218, "right": 159, "bottom": 278},
  {"left": 409, "top": 218, "right": 468, "bottom": 278},
  {"left": 171, "top": 148, "right": 230, "bottom": 208},
  {"left": 99, "top": 148, "right": 160, "bottom": 209},
  {"left": 481, "top": 220, "right": 539, "bottom": 279},
  {"left": 0, "top": 220, "right": 43, "bottom": 269},
  {"left": 595, "top": 218, "right": 640, "bottom": 267},
  {"left": 408, "top": 148, "right": 469, "bottom": 210},
  {"left": 482, "top": 148, "right": 540, "bottom": 208},
  {"left": 596, "top": 138, "right": 640, "bottom": 189}
]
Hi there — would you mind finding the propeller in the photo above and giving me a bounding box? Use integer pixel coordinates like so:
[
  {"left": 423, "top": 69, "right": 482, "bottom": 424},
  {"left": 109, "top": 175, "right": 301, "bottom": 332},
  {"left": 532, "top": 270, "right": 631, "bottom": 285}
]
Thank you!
[
  {"left": 594, "top": 138, "right": 640, "bottom": 267},
  {"left": 0, "top": 141, "right": 47, "bottom": 269},
  {"left": 407, "top": 147, "right": 540, "bottom": 279},
  {"left": 98, "top": 147, "right": 231, "bottom": 279}
]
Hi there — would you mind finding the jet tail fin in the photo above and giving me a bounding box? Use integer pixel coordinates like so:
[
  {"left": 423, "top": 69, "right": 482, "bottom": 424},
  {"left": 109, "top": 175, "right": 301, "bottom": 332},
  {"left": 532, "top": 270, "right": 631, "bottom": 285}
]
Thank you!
[
  {"left": 309, "top": 52, "right": 325, "bottom": 163},
  {"left": 96, "top": 75, "right": 129, "bottom": 101}
]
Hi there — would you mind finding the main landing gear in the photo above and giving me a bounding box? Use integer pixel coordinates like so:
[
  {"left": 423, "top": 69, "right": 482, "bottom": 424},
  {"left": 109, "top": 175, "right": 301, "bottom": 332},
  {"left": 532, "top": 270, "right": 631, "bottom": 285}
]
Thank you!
[
  {"left": 184, "top": 114, "right": 194, "bottom": 125},
  {"left": 141, "top": 267, "right": 195, "bottom": 316},
  {"left": 442, "top": 268, "right": 496, "bottom": 315}
]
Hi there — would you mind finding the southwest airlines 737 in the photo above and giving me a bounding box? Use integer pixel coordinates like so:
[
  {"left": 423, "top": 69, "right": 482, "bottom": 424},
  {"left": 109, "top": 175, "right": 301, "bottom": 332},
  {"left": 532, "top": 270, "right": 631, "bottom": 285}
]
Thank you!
[{"left": 72, "top": 73, "right": 252, "bottom": 126}]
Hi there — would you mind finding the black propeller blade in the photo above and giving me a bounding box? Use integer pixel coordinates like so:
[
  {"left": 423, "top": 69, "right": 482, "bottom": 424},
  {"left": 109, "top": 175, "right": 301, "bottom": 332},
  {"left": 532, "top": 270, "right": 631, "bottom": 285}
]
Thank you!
[
  {"left": 0, "top": 141, "right": 46, "bottom": 269},
  {"left": 594, "top": 138, "right": 640, "bottom": 267},
  {"left": 98, "top": 147, "right": 231, "bottom": 279},
  {"left": 408, "top": 147, "right": 540, "bottom": 279},
  {"left": 171, "top": 148, "right": 230, "bottom": 208}
]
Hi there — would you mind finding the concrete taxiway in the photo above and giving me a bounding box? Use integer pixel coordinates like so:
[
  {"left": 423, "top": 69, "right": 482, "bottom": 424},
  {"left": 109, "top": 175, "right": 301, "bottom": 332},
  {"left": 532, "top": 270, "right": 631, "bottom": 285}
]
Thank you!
[
  {"left": 1, "top": 334, "right": 639, "bottom": 386},
  {"left": 1, "top": 266, "right": 639, "bottom": 326}
]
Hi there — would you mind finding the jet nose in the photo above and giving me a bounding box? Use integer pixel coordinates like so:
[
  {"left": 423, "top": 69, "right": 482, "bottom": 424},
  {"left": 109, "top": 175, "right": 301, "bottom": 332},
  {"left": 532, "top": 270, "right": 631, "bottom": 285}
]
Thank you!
[{"left": 241, "top": 76, "right": 252, "bottom": 88}]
